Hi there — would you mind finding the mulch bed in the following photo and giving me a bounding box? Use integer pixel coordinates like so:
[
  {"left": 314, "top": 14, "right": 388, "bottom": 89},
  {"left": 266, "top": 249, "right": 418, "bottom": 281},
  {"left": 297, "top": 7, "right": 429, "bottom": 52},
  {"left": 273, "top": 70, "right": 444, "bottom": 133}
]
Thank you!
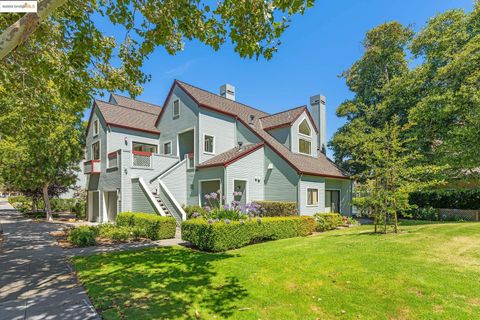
[{"left": 50, "top": 229, "right": 152, "bottom": 249}]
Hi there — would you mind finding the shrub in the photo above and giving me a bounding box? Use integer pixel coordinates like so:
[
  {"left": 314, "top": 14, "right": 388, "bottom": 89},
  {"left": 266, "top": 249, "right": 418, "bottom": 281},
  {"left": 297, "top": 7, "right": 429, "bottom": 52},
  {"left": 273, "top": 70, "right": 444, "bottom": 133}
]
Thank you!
[
  {"left": 50, "top": 198, "right": 77, "bottom": 212},
  {"left": 409, "top": 189, "right": 480, "bottom": 210},
  {"left": 68, "top": 226, "right": 98, "bottom": 247},
  {"left": 313, "top": 213, "right": 343, "bottom": 232},
  {"left": 116, "top": 212, "right": 176, "bottom": 240},
  {"left": 182, "top": 216, "right": 315, "bottom": 252},
  {"left": 253, "top": 201, "right": 297, "bottom": 217},
  {"left": 183, "top": 205, "right": 209, "bottom": 219},
  {"left": 71, "top": 200, "right": 86, "bottom": 219}
]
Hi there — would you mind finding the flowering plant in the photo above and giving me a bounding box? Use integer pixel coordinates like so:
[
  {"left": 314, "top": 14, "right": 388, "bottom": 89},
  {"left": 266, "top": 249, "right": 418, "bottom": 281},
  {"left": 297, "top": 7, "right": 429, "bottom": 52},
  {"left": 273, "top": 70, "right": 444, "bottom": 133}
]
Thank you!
[{"left": 197, "top": 191, "right": 265, "bottom": 222}]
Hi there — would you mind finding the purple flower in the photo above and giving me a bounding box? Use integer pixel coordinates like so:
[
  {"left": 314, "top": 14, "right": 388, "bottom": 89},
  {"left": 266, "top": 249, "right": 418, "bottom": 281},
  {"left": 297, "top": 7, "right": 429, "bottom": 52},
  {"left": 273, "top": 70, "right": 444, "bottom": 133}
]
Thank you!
[
  {"left": 224, "top": 219, "right": 231, "bottom": 224},
  {"left": 207, "top": 219, "right": 213, "bottom": 224},
  {"left": 223, "top": 204, "right": 230, "bottom": 210},
  {"left": 205, "top": 206, "right": 211, "bottom": 212},
  {"left": 204, "top": 194, "right": 211, "bottom": 200},
  {"left": 192, "top": 212, "right": 199, "bottom": 218},
  {"left": 210, "top": 192, "right": 218, "bottom": 199},
  {"left": 214, "top": 218, "right": 220, "bottom": 223}
]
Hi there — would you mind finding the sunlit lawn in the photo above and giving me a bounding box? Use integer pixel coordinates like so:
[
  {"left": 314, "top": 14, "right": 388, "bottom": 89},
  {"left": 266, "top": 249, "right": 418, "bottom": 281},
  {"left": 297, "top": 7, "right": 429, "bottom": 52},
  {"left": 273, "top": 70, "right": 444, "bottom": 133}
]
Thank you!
[{"left": 72, "top": 222, "right": 480, "bottom": 319}]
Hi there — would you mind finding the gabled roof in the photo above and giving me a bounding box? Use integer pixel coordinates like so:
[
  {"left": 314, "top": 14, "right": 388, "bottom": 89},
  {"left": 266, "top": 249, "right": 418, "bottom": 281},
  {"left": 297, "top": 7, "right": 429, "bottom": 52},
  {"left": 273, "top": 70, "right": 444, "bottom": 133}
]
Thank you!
[
  {"left": 197, "top": 143, "right": 264, "bottom": 169},
  {"left": 167, "top": 80, "right": 348, "bottom": 179},
  {"left": 110, "top": 93, "right": 162, "bottom": 115},
  {"left": 93, "top": 100, "right": 160, "bottom": 135},
  {"left": 260, "top": 106, "right": 318, "bottom": 133}
]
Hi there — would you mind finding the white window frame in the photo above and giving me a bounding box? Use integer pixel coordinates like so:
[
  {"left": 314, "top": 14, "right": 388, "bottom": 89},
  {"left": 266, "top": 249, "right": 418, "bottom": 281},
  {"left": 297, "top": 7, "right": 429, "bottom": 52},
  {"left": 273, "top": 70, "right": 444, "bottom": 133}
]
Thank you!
[
  {"left": 306, "top": 187, "right": 319, "bottom": 207},
  {"left": 91, "top": 141, "right": 100, "bottom": 160},
  {"left": 163, "top": 141, "right": 172, "bottom": 155},
  {"left": 173, "top": 99, "right": 180, "bottom": 118},
  {"left": 93, "top": 119, "right": 99, "bottom": 137},
  {"left": 298, "top": 138, "right": 312, "bottom": 155},
  {"left": 298, "top": 118, "right": 311, "bottom": 137},
  {"left": 203, "top": 134, "right": 215, "bottom": 155},
  {"left": 198, "top": 179, "right": 222, "bottom": 207}
]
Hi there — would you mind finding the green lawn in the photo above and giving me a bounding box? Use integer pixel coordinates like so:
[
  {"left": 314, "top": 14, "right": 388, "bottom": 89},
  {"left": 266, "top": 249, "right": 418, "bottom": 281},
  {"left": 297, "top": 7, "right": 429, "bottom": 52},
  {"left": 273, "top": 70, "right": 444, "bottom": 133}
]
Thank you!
[{"left": 72, "top": 222, "right": 480, "bottom": 319}]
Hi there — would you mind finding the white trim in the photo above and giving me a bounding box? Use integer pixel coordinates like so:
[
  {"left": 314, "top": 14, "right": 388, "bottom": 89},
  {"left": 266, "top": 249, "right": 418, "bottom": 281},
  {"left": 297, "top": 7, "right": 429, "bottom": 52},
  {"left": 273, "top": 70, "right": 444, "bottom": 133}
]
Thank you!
[
  {"left": 203, "top": 133, "right": 215, "bottom": 155},
  {"left": 232, "top": 179, "right": 249, "bottom": 204},
  {"left": 198, "top": 178, "right": 222, "bottom": 207},
  {"left": 172, "top": 99, "right": 180, "bottom": 118},
  {"left": 176, "top": 126, "right": 195, "bottom": 161},
  {"left": 298, "top": 118, "right": 312, "bottom": 137},
  {"left": 306, "top": 187, "right": 320, "bottom": 207},
  {"left": 159, "top": 158, "right": 187, "bottom": 180},
  {"left": 159, "top": 180, "right": 187, "bottom": 220},
  {"left": 325, "top": 188, "right": 342, "bottom": 213},
  {"left": 137, "top": 177, "right": 166, "bottom": 216},
  {"left": 163, "top": 140, "right": 173, "bottom": 155},
  {"left": 132, "top": 141, "right": 159, "bottom": 154}
]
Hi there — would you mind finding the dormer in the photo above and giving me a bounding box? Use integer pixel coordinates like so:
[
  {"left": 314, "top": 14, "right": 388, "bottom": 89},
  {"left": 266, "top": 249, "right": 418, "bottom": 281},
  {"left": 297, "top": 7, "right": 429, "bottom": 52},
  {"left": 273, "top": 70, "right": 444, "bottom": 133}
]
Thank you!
[{"left": 261, "top": 107, "right": 319, "bottom": 156}]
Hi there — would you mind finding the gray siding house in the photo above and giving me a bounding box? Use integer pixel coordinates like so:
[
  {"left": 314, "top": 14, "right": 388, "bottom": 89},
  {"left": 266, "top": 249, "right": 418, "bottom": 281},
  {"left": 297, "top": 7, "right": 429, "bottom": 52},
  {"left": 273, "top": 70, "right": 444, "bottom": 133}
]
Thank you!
[{"left": 84, "top": 80, "right": 352, "bottom": 223}]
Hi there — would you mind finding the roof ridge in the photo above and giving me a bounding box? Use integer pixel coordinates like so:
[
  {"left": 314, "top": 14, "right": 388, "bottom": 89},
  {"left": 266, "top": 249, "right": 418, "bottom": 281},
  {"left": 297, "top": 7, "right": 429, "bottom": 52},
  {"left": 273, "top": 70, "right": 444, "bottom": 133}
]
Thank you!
[
  {"left": 96, "top": 99, "right": 159, "bottom": 116},
  {"left": 176, "top": 80, "right": 269, "bottom": 116},
  {"left": 259, "top": 105, "right": 307, "bottom": 119},
  {"left": 111, "top": 93, "right": 162, "bottom": 108}
]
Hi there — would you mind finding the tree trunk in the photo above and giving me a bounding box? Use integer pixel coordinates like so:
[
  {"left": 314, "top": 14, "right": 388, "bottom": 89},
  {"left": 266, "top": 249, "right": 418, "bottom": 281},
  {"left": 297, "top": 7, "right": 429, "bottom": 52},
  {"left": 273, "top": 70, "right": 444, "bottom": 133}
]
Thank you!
[
  {"left": 0, "top": 0, "right": 67, "bottom": 60},
  {"left": 42, "top": 183, "right": 53, "bottom": 221},
  {"left": 31, "top": 196, "right": 37, "bottom": 212}
]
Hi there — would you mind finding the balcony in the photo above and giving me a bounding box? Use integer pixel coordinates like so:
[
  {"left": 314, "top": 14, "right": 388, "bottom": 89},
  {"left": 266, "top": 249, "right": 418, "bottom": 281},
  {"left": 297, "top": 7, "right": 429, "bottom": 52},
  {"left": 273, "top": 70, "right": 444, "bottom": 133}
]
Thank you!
[
  {"left": 132, "top": 150, "right": 152, "bottom": 168},
  {"left": 84, "top": 159, "right": 101, "bottom": 174}
]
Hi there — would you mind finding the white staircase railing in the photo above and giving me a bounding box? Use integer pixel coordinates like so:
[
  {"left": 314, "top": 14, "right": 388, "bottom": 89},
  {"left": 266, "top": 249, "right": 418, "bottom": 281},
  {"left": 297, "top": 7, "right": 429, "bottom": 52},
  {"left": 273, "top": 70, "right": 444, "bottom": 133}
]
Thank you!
[
  {"left": 137, "top": 177, "right": 167, "bottom": 216},
  {"left": 158, "top": 180, "right": 186, "bottom": 224}
]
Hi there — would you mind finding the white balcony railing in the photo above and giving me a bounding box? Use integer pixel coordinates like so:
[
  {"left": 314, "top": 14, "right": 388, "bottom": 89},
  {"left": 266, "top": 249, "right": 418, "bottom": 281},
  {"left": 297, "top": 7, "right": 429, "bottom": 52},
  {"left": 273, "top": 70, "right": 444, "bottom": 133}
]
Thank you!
[
  {"left": 132, "top": 151, "right": 152, "bottom": 168},
  {"left": 84, "top": 160, "right": 101, "bottom": 174}
]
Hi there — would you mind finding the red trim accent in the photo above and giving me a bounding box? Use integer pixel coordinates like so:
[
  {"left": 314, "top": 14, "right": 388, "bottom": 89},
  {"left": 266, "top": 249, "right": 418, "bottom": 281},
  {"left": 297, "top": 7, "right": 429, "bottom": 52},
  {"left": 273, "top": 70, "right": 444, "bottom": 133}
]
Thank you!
[
  {"left": 304, "top": 108, "right": 320, "bottom": 134},
  {"left": 108, "top": 151, "right": 119, "bottom": 158},
  {"left": 132, "top": 150, "right": 152, "bottom": 156},
  {"left": 187, "top": 152, "right": 194, "bottom": 157},
  {"left": 155, "top": 80, "right": 177, "bottom": 127},
  {"left": 197, "top": 143, "right": 265, "bottom": 169},
  {"left": 84, "top": 159, "right": 101, "bottom": 174},
  {"left": 85, "top": 101, "right": 98, "bottom": 135},
  {"left": 108, "top": 124, "right": 160, "bottom": 135}
]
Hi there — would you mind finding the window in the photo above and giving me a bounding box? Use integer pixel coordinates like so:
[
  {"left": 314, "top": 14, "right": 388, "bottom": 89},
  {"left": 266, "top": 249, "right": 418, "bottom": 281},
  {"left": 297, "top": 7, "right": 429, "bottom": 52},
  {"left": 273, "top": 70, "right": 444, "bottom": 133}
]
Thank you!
[
  {"left": 299, "top": 138, "right": 311, "bottom": 155},
  {"left": 93, "top": 120, "right": 99, "bottom": 136},
  {"left": 307, "top": 188, "right": 319, "bottom": 206},
  {"left": 132, "top": 142, "right": 158, "bottom": 154},
  {"left": 299, "top": 119, "right": 311, "bottom": 136},
  {"left": 204, "top": 134, "right": 214, "bottom": 154},
  {"left": 173, "top": 99, "right": 180, "bottom": 117},
  {"left": 325, "top": 190, "right": 340, "bottom": 213},
  {"left": 92, "top": 141, "right": 100, "bottom": 160},
  {"left": 163, "top": 142, "right": 172, "bottom": 155}
]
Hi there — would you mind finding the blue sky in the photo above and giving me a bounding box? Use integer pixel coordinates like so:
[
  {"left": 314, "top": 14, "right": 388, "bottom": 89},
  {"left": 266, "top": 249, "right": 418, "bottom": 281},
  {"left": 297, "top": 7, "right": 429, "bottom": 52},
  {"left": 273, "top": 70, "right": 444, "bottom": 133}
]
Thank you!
[{"left": 95, "top": 0, "right": 473, "bottom": 157}]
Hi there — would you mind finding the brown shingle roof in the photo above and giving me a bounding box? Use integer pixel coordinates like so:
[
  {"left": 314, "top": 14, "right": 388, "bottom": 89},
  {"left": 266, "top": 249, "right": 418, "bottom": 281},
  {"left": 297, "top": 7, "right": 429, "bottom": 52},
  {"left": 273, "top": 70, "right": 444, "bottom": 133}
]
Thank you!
[
  {"left": 95, "top": 100, "right": 160, "bottom": 135},
  {"left": 173, "top": 80, "right": 348, "bottom": 179},
  {"left": 197, "top": 143, "right": 264, "bottom": 168},
  {"left": 260, "top": 106, "right": 307, "bottom": 131},
  {"left": 110, "top": 93, "right": 162, "bottom": 115}
]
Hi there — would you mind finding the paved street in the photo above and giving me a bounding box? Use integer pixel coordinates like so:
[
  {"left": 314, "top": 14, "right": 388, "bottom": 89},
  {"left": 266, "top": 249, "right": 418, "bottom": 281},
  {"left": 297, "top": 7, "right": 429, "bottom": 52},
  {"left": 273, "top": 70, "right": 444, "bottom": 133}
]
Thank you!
[{"left": 0, "top": 200, "right": 99, "bottom": 320}]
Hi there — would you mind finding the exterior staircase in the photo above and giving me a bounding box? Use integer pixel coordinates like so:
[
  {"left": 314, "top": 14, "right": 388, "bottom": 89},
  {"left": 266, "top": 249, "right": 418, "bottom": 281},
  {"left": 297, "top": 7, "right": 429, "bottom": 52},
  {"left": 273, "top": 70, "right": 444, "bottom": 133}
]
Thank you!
[{"left": 152, "top": 192, "right": 172, "bottom": 217}]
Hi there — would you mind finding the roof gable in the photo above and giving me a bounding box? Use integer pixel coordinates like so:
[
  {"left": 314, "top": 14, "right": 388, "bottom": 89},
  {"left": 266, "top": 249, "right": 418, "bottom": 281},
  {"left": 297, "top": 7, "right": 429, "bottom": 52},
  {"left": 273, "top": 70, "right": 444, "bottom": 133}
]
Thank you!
[{"left": 197, "top": 143, "right": 264, "bottom": 169}]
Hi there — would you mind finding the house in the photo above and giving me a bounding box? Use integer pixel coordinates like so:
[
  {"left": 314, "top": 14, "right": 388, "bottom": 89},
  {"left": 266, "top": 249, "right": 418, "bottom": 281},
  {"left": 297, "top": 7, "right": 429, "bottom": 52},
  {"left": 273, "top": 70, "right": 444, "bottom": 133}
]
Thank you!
[{"left": 84, "top": 80, "right": 352, "bottom": 223}]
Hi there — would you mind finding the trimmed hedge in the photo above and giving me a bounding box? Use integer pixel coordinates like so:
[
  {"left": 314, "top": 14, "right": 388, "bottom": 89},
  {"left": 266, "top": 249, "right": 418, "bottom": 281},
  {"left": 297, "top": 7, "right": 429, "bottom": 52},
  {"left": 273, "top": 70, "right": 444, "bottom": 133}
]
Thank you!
[
  {"left": 68, "top": 226, "right": 98, "bottom": 247},
  {"left": 253, "top": 201, "right": 298, "bottom": 217},
  {"left": 313, "top": 213, "right": 343, "bottom": 232},
  {"left": 409, "top": 189, "right": 480, "bottom": 210},
  {"left": 182, "top": 216, "right": 315, "bottom": 252},
  {"left": 183, "top": 205, "right": 209, "bottom": 219},
  {"left": 116, "top": 212, "right": 176, "bottom": 240}
]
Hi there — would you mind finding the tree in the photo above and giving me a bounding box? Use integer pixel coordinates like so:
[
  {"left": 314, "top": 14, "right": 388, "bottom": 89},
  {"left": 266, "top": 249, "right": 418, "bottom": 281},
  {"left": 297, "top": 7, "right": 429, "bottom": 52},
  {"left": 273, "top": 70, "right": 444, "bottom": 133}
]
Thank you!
[
  {"left": 350, "top": 116, "right": 445, "bottom": 233},
  {"left": 1, "top": 0, "right": 315, "bottom": 61},
  {"left": 330, "top": 22, "right": 413, "bottom": 175}
]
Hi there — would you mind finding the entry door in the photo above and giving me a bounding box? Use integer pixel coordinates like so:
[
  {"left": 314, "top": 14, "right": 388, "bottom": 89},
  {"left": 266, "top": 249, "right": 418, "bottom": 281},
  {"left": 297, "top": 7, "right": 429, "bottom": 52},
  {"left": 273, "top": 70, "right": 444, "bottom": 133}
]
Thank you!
[
  {"left": 325, "top": 190, "right": 340, "bottom": 213},
  {"left": 233, "top": 180, "right": 247, "bottom": 206},
  {"left": 200, "top": 180, "right": 221, "bottom": 208},
  {"left": 105, "top": 191, "right": 118, "bottom": 222}
]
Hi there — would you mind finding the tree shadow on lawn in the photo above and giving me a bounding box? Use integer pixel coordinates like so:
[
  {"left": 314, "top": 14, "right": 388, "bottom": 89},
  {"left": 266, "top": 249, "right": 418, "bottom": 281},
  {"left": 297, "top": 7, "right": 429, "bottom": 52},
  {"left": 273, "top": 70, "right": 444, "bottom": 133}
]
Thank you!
[{"left": 73, "top": 247, "right": 248, "bottom": 319}]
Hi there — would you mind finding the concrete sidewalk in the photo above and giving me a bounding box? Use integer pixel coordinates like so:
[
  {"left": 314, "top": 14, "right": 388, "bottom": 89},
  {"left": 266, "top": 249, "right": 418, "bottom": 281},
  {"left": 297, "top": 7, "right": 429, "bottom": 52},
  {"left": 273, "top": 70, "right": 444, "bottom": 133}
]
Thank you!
[{"left": 0, "top": 201, "right": 99, "bottom": 320}]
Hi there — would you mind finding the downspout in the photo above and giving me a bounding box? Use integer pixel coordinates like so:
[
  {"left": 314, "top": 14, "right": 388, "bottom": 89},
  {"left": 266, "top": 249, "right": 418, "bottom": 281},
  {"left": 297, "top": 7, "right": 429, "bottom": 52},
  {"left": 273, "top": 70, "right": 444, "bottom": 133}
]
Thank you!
[{"left": 297, "top": 173, "right": 303, "bottom": 215}]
